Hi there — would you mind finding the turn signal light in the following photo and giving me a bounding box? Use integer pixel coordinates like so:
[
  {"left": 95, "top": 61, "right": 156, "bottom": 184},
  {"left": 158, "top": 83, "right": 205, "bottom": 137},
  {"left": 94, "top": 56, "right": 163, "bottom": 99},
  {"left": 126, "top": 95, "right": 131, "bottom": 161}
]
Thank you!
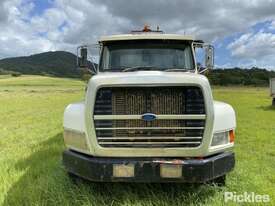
[
  {"left": 229, "top": 130, "right": 235, "bottom": 143},
  {"left": 64, "top": 129, "right": 89, "bottom": 152}
]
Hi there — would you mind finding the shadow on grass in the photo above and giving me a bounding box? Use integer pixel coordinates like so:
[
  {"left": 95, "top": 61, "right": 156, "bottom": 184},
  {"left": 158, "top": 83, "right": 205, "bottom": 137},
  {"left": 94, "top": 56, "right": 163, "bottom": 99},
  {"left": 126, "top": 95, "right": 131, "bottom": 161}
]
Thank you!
[
  {"left": 256, "top": 105, "right": 275, "bottom": 111},
  {"left": 4, "top": 133, "right": 219, "bottom": 206},
  {"left": 3, "top": 133, "right": 65, "bottom": 206}
]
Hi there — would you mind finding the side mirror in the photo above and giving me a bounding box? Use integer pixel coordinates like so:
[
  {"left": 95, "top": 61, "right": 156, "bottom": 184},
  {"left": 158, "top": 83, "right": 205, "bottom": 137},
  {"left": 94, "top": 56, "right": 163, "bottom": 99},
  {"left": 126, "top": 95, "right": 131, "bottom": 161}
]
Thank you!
[
  {"left": 205, "top": 45, "right": 214, "bottom": 70},
  {"left": 193, "top": 41, "right": 215, "bottom": 74},
  {"left": 78, "top": 47, "right": 88, "bottom": 68},
  {"left": 76, "top": 45, "right": 98, "bottom": 75}
]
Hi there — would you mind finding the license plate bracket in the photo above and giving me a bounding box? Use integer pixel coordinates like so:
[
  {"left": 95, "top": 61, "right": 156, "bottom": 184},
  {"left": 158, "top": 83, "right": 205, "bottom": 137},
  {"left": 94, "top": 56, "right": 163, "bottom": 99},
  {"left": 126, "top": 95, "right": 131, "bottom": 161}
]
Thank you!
[
  {"left": 160, "top": 164, "right": 182, "bottom": 178},
  {"left": 113, "top": 164, "right": 135, "bottom": 178}
]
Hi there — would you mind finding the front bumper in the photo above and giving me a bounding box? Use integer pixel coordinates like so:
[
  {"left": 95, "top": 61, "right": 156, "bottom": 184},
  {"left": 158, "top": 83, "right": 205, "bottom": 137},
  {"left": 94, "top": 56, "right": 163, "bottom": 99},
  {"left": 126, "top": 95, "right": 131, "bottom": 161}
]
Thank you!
[{"left": 63, "top": 150, "right": 235, "bottom": 183}]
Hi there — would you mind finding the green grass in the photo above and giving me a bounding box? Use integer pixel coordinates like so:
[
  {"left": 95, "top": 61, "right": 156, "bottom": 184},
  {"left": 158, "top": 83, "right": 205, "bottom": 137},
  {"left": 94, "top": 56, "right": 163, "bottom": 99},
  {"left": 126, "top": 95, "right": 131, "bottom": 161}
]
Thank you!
[{"left": 0, "top": 75, "right": 274, "bottom": 206}]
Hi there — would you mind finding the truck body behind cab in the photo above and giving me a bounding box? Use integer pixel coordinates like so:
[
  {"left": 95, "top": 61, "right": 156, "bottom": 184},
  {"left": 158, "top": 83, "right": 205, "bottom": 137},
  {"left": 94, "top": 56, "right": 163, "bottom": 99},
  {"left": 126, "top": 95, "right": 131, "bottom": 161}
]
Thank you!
[
  {"left": 63, "top": 30, "right": 236, "bottom": 183},
  {"left": 270, "top": 78, "right": 275, "bottom": 105}
]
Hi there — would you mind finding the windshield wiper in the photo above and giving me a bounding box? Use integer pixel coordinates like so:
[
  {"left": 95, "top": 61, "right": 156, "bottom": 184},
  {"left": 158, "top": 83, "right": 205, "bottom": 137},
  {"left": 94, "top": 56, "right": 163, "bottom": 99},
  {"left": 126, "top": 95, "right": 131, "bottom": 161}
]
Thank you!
[
  {"left": 116, "top": 66, "right": 192, "bottom": 72},
  {"left": 164, "top": 68, "right": 191, "bottom": 72},
  {"left": 122, "top": 66, "right": 158, "bottom": 72}
]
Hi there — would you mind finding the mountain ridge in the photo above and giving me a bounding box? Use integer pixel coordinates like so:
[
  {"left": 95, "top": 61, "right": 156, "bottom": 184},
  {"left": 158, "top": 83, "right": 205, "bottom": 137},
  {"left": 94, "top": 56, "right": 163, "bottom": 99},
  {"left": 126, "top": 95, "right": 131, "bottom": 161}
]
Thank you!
[{"left": 0, "top": 51, "right": 81, "bottom": 77}]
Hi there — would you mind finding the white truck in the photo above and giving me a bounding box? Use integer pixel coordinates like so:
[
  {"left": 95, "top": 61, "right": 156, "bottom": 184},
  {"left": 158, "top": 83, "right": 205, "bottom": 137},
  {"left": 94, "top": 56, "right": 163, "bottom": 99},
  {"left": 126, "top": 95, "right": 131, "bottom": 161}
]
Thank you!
[
  {"left": 63, "top": 27, "right": 236, "bottom": 184},
  {"left": 270, "top": 78, "right": 275, "bottom": 106}
]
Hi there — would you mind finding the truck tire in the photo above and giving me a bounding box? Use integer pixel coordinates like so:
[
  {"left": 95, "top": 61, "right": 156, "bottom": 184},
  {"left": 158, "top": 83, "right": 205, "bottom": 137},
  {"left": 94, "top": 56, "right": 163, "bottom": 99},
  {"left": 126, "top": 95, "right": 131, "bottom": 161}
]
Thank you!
[
  {"left": 67, "top": 172, "right": 82, "bottom": 184},
  {"left": 207, "top": 175, "right": 226, "bottom": 186}
]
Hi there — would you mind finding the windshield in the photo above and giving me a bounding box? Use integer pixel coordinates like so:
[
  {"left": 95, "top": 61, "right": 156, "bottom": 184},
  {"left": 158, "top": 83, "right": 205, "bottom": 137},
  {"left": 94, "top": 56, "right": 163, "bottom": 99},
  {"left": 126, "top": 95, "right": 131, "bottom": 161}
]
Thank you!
[{"left": 99, "top": 40, "right": 194, "bottom": 72}]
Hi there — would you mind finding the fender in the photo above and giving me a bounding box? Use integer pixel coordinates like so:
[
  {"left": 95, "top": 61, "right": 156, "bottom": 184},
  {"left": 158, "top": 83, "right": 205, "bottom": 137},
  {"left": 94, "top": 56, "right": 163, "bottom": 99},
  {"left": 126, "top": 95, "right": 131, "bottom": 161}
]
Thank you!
[
  {"left": 213, "top": 101, "right": 236, "bottom": 133},
  {"left": 63, "top": 101, "right": 85, "bottom": 132},
  {"left": 63, "top": 102, "right": 92, "bottom": 154},
  {"left": 207, "top": 101, "right": 236, "bottom": 154}
]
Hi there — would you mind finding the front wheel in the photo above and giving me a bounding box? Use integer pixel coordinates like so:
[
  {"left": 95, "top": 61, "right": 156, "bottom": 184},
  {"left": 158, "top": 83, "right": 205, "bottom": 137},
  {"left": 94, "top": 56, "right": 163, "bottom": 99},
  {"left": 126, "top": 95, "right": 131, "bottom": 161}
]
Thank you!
[
  {"left": 67, "top": 172, "right": 83, "bottom": 184},
  {"left": 207, "top": 175, "right": 226, "bottom": 186}
]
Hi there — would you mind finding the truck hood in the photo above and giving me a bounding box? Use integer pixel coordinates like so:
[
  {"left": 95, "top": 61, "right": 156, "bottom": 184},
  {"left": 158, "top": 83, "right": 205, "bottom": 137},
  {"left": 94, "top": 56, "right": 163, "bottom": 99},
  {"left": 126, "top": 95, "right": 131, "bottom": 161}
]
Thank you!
[{"left": 89, "top": 71, "right": 210, "bottom": 86}]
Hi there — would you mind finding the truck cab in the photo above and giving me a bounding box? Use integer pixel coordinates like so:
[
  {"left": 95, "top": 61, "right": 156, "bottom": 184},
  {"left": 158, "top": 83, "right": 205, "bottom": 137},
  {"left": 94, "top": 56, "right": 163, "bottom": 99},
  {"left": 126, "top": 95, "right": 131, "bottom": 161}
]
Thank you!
[{"left": 63, "top": 28, "right": 236, "bottom": 184}]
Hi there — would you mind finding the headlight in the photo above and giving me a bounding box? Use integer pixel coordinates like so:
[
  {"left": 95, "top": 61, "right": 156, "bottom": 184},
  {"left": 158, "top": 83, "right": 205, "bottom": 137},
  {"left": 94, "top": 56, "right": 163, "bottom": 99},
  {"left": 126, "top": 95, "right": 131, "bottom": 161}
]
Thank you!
[{"left": 211, "top": 130, "right": 234, "bottom": 146}]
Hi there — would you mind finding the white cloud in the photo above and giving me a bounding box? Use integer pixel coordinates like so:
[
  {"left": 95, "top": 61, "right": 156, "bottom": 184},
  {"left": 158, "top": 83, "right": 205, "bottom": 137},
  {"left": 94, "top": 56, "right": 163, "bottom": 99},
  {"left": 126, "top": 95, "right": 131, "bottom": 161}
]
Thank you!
[
  {"left": 30, "top": 8, "right": 66, "bottom": 34},
  {"left": 82, "top": 0, "right": 275, "bottom": 41},
  {"left": 0, "top": 0, "right": 72, "bottom": 58},
  {"left": 270, "top": 20, "right": 275, "bottom": 30},
  {"left": 0, "top": 0, "right": 275, "bottom": 68},
  {"left": 228, "top": 31, "right": 275, "bottom": 68}
]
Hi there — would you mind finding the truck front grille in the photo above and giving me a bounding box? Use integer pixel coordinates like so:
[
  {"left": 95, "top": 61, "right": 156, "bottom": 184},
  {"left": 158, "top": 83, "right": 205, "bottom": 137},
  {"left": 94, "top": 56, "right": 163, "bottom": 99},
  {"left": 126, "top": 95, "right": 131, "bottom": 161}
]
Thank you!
[{"left": 93, "top": 87, "right": 206, "bottom": 148}]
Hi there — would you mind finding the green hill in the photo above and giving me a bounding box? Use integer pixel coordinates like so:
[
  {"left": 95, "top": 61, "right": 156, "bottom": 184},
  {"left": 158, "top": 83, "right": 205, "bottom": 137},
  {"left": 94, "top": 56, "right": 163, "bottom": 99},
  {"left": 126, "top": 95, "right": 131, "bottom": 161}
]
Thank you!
[{"left": 0, "top": 51, "right": 82, "bottom": 77}]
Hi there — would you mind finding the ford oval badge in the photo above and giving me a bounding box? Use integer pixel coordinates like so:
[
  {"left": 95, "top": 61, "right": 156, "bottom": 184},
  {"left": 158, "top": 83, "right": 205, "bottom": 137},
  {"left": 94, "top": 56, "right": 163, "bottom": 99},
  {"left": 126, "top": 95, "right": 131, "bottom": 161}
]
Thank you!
[{"left": 142, "top": 113, "right": 157, "bottom": 121}]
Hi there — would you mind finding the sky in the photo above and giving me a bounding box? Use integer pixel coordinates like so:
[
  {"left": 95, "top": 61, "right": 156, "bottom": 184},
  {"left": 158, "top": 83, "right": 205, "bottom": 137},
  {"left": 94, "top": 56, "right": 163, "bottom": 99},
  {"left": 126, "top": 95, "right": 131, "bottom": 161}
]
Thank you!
[{"left": 0, "top": 0, "right": 275, "bottom": 69}]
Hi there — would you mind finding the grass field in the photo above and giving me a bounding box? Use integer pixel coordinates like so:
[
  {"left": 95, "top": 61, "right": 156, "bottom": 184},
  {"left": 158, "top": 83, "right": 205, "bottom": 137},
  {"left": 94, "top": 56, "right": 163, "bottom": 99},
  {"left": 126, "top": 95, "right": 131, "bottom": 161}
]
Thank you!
[{"left": 0, "top": 75, "right": 274, "bottom": 206}]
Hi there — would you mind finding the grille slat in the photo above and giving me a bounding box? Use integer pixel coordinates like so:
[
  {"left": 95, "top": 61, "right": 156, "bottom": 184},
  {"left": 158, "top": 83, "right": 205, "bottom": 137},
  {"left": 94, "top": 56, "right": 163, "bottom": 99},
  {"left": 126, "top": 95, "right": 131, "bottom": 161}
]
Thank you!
[
  {"left": 94, "top": 114, "right": 206, "bottom": 120},
  {"left": 96, "top": 129, "right": 204, "bottom": 137},
  {"left": 99, "top": 141, "right": 201, "bottom": 144},
  {"left": 99, "top": 141, "right": 201, "bottom": 148},
  {"left": 93, "top": 87, "right": 206, "bottom": 148},
  {"left": 96, "top": 127, "right": 204, "bottom": 130},
  {"left": 98, "top": 136, "right": 202, "bottom": 140}
]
